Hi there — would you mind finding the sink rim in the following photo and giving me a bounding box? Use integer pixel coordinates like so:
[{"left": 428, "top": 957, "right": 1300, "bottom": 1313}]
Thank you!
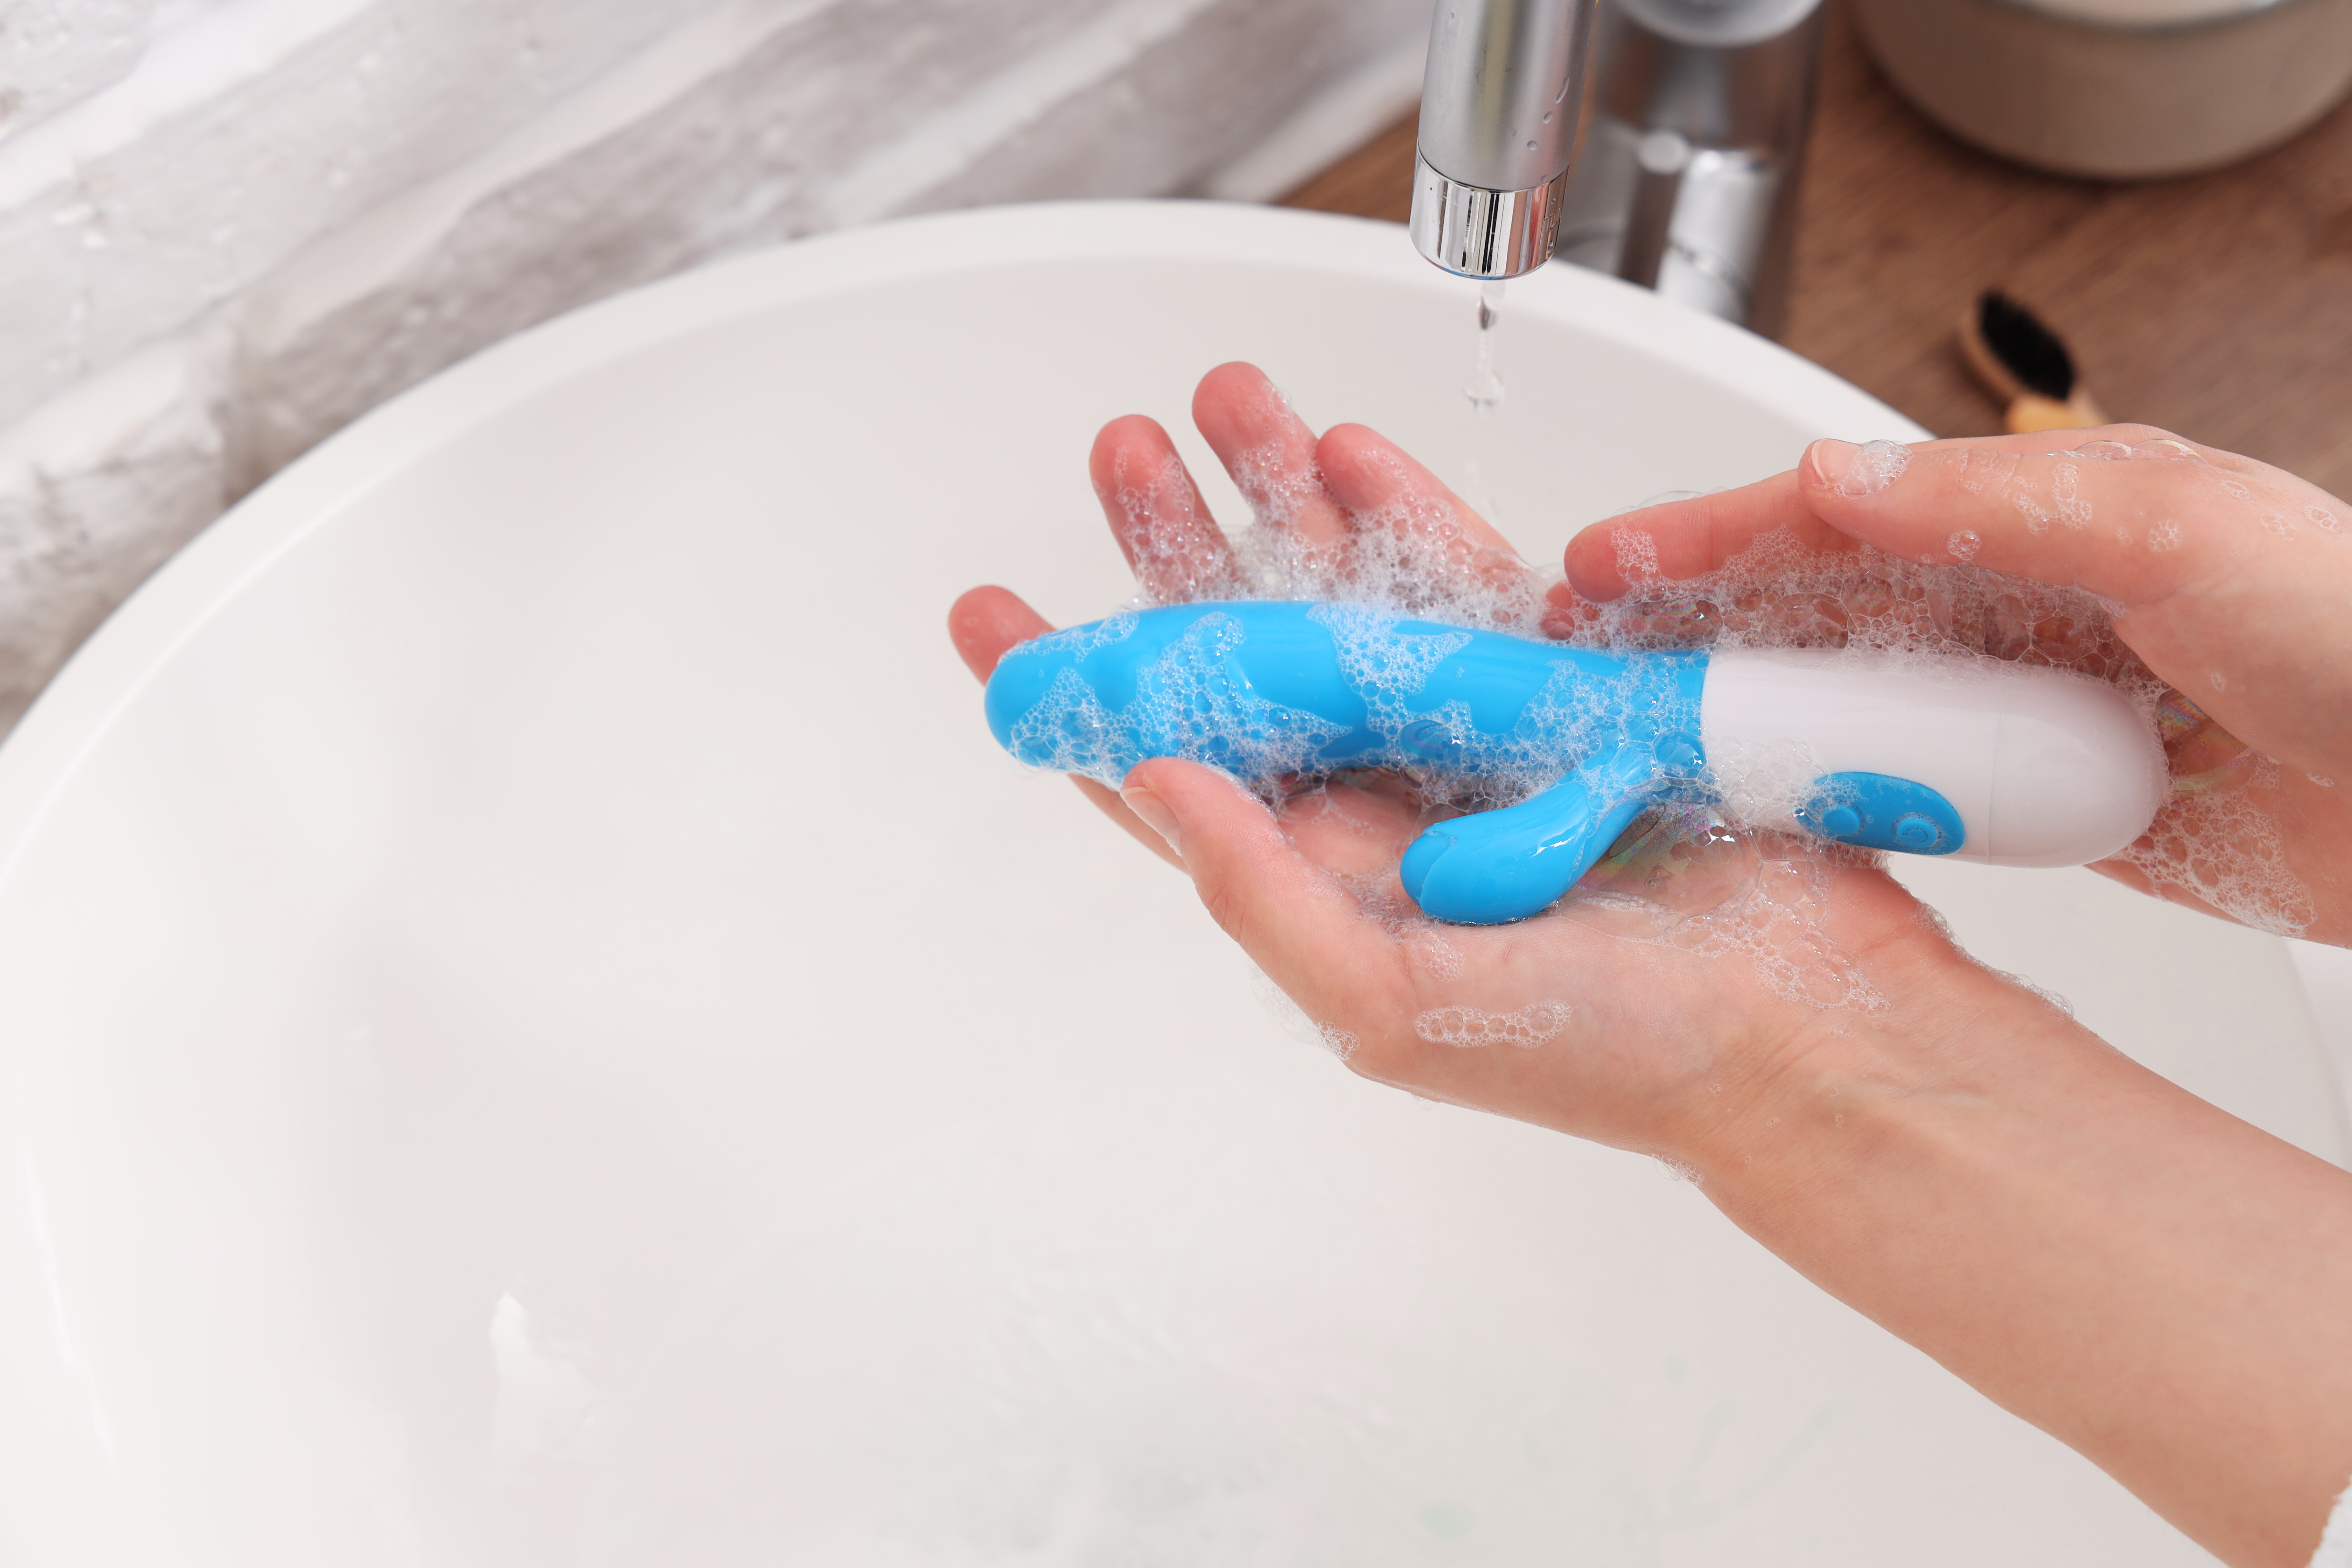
[{"left": 0, "top": 199, "right": 1925, "bottom": 889}]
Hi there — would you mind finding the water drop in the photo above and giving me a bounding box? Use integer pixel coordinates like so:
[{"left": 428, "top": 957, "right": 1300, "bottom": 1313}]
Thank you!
[{"left": 1465, "top": 280, "right": 1506, "bottom": 415}]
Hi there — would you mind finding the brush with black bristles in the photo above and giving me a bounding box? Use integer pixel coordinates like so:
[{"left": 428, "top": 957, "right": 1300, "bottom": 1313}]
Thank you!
[{"left": 1958, "top": 290, "right": 2108, "bottom": 434}]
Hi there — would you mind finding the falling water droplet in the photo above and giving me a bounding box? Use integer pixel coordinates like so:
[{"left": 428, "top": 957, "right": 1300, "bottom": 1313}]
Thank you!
[{"left": 1465, "top": 280, "right": 1506, "bottom": 415}]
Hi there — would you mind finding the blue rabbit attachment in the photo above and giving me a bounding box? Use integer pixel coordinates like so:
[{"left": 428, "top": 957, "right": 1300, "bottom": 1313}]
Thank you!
[{"left": 982, "top": 600, "right": 1713, "bottom": 925}]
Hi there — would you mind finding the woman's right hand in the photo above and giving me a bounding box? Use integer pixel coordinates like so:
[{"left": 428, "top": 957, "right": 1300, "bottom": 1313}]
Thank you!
[{"left": 1562, "top": 428, "right": 2352, "bottom": 946}]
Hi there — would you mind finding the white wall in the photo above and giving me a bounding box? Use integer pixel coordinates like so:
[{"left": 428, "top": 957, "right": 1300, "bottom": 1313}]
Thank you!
[{"left": 0, "top": 0, "right": 1430, "bottom": 728}]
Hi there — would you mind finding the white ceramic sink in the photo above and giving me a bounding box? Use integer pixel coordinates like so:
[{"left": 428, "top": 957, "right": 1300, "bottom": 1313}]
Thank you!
[{"left": 0, "top": 202, "right": 2340, "bottom": 1566}]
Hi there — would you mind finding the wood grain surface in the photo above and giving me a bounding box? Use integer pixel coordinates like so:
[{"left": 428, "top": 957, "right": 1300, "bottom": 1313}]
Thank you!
[{"left": 1279, "top": 3, "right": 2352, "bottom": 496}]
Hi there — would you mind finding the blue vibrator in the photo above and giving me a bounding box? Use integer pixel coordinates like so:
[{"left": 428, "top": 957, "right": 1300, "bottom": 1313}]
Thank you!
[{"left": 982, "top": 601, "right": 2165, "bottom": 925}]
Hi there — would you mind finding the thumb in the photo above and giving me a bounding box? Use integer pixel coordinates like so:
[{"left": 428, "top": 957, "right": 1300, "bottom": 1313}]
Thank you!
[
  {"left": 1118, "top": 758, "right": 1403, "bottom": 1034},
  {"left": 1799, "top": 429, "right": 2352, "bottom": 760},
  {"left": 1799, "top": 428, "right": 2297, "bottom": 597}
]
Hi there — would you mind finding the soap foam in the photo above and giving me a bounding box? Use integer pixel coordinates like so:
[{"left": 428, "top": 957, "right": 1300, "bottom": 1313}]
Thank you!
[
  {"left": 1078, "top": 432, "right": 2311, "bottom": 1043},
  {"left": 2114, "top": 753, "right": 2315, "bottom": 937},
  {"left": 1413, "top": 1001, "right": 1575, "bottom": 1048},
  {"left": 1132, "top": 435, "right": 1549, "bottom": 637},
  {"left": 1544, "top": 437, "right": 2313, "bottom": 941},
  {"left": 1008, "top": 611, "right": 1349, "bottom": 788}
]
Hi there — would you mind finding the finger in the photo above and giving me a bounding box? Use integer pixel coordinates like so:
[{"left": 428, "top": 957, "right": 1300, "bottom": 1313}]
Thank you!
[
  {"left": 1190, "top": 362, "right": 1352, "bottom": 551},
  {"left": 1090, "top": 414, "right": 1234, "bottom": 600},
  {"left": 1796, "top": 426, "right": 2301, "bottom": 603},
  {"left": 1077, "top": 775, "right": 1188, "bottom": 869},
  {"left": 1120, "top": 758, "right": 1409, "bottom": 1031},
  {"left": 1561, "top": 471, "right": 1849, "bottom": 602},
  {"left": 1801, "top": 427, "right": 2352, "bottom": 772},
  {"left": 1555, "top": 426, "right": 2282, "bottom": 604},
  {"left": 948, "top": 586, "right": 1185, "bottom": 869},
  {"left": 947, "top": 584, "right": 1050, "bottom": 681},
  {"left": 1315, "top": 422, "right": 1525, "bottom": 571}
]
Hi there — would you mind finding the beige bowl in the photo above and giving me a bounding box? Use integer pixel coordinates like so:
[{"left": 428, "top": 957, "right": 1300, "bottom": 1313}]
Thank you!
[{"left": 1853, "top": 0, "right": 2352, "bottom": 178}]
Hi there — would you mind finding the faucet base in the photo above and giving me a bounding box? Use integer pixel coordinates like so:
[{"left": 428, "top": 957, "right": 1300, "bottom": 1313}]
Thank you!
[{"left": 1407, "top": 152, "right": 1568, "bottom": 280}]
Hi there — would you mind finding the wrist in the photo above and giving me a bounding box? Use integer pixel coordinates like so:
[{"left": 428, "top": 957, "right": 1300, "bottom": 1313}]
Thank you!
[
  {"left": 1656, "top": 945, "right": 2352, "bottom": 1568},
  {"left": 1659, "top": 950, "right": 2098, "bottom": 1211}
]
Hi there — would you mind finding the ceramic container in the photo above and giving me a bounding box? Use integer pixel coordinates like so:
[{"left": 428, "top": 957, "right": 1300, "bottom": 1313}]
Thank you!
[{"left": 1854, "top": 0, "right": 2352, "bottom": 177}]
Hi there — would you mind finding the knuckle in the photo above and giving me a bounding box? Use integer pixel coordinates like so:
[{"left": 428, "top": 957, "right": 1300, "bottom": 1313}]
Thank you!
[{"left": 1197, "top": 876, "right": 1254, "bottom": 945}]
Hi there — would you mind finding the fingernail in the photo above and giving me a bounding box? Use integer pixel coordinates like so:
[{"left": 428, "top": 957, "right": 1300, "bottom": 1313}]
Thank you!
[
  {"left": 1809, "top": 438, "right": 1910, "bottom": 497},
  {"left": 1121, "top": 783, "right": 1182, "bottom": 854}
]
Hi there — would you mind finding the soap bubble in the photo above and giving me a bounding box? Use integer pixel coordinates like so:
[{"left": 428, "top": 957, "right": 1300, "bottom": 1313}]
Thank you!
[
  {"left": 1032, "top": 421, "right": 2310, "bottom": 1030},
  {"left": 1413, "top": 1001, "right": 1575, "bottom": 1048}
]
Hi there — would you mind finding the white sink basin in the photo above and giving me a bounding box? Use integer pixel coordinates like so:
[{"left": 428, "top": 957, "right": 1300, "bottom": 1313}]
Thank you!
[{"left": 0, "top": 201, "right": 2338, "bottom": 1566}]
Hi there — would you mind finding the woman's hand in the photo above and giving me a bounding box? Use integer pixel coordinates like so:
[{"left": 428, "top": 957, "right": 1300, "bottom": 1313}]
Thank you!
[
  {"left": 947, "top": 378, "right": 2352, "bottom": 1567},
  {"left": 1562, "top": 429, "right": 2352, "bottom": 945},
  {"left": 947, "top": 363, "right": 1979, "bottom": 1159}
]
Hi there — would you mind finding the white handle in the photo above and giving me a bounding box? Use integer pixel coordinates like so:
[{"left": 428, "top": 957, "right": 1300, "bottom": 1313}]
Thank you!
[{"left": 1699, "top": 648, "right": 2168, "bottom": 867}]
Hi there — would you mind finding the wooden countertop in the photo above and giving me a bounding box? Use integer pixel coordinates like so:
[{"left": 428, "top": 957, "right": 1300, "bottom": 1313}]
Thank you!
[{"left": 1279, "top": 3, "right": 2352, "bottom": 497}]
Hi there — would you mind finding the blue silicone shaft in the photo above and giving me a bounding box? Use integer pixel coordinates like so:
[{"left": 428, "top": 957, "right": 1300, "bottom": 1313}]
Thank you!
[{"left": 983, "top": 601, "right": 1710, "bottom": 924}]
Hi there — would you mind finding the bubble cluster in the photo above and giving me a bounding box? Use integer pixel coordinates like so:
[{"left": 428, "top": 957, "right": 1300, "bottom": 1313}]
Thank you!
[
  {"left": 1094, "top": 428, "right": 2323, "bottom": 1053},
  {"left": 1124, "top": 439, "right": 1549, "bottom": 637},
  {"left": 1550, "top": 507, "right": 2159, "bottom": 700},
  {"left": 1096, "top": 451, "right": 1230, "bottom": 604},
  {"left": 1404, "top": 926, "right": 1465, "bottom": 979},
  {"left": 1413, "top": 1001, "right": 1576, "bottom": 1048},
  {"left": 1544, "top": 437, "right": 2318, "bottom": 940},
  {"left": 1835, "top": 439, "right": 1911, "bottom": 496},
  {"left": 1644, "top": 849, "right": 1888, "bottom": 1014},
  {"left": 1006, "top": 611, "right": 1349, "bottom": 788},
  {"left": 1612, "top": 524, "right": 1660, "bottom": 583},
  {"left": 2114, "top": 754, "right": 2315, "bottom": 937},
  {"left": 1308, "top": 600, "right": 1699, "bottom": 820}
]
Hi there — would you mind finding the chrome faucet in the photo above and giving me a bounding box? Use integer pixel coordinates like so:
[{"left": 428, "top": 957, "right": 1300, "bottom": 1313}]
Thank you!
[
  {"left": 1411, "top": 0, "right": 1827, "bottom": 332},
  {"left": 1409, "top": 0, "right": 1602, "bottom": 281}
]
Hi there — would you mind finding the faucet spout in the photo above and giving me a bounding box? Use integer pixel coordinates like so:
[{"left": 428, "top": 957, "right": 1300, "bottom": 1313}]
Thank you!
[{"left": 1409, "top": 0, "right": 1603, "bottom": 280}]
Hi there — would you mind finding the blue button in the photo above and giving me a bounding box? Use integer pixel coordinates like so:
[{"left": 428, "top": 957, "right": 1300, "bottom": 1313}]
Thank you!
[{"left": 1798, "top": 772, "right": 1965, "bottom": 856}]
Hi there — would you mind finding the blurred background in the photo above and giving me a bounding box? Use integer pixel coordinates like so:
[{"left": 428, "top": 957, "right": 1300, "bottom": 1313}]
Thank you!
[{"left": 0, "top": 0, "right": 2347, "bottom": 734}]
